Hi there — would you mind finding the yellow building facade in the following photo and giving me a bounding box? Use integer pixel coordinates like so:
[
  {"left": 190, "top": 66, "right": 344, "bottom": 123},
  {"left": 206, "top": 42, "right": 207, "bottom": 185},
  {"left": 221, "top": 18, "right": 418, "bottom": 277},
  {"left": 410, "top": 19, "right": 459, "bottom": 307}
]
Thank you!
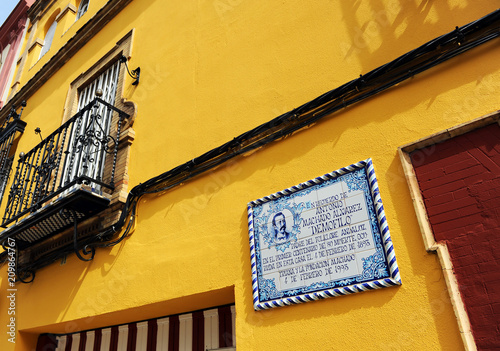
[{"left": 0, "top": 0, "right": 499, "bottom": 350}]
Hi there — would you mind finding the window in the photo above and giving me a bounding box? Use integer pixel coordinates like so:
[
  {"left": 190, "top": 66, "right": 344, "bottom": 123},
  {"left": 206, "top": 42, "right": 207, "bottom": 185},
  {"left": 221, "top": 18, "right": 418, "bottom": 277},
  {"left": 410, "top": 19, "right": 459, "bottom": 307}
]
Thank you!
[
  {"left": 61, "top": 60, "right": 121, "bottom": 192},
  {"left": 0, "top": 31, "right": 137, "bottom": 281},
  {"left": 1, "top": 59, "right": 126, "bottom": 229},
  {"left": 76, "top": 0, "right": 89, "bottom": 20},
  {"left": 0, "top": 69, "right": 127, "bottom": 245},
  {"left": 39, "top": 20, "right": 57, "bottom": 58}
]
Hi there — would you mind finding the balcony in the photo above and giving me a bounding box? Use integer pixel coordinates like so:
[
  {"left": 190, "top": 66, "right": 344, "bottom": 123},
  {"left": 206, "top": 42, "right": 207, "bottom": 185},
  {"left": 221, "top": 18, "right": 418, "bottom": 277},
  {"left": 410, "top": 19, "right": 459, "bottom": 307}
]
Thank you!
[
  {"left": 0, "top": 103, "right": 27, "bottom": 203},
  {"left": 0, "top": 98, "right": 129, "bottom": 276}
]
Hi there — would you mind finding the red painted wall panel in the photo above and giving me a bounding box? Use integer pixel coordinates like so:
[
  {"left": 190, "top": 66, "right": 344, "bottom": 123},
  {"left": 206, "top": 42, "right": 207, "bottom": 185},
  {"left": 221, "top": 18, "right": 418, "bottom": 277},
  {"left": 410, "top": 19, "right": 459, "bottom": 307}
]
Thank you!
[{"left": 411, "top": 123, "right": 500, "bottom": 350}]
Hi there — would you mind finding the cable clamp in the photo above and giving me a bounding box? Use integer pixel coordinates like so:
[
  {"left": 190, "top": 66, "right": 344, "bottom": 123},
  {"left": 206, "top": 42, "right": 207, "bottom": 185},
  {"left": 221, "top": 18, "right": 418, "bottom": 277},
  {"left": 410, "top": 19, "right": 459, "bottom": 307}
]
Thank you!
[
  {"left": 356, "top": 74, "right": 366, "bottom": 91},
  {"left": 455, "top": 26, "right": 465, "bottom": 45}
]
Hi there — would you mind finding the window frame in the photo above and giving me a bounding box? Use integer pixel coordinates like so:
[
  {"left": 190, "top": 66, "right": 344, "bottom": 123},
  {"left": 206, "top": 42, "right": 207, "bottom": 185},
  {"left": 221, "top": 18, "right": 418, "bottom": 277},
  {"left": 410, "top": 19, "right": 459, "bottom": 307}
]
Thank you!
[
  {"left": 61, "top": 30, "right": 137, "bottom": 204},
  {"left": 76, "top": 0, "right": 90, "bottom": 20},
  {"left": 1, "top": 31, "right": 137, "bottom": 273},
  {"left": 39, "top": 20, "right": 57, "bottom": 59}
]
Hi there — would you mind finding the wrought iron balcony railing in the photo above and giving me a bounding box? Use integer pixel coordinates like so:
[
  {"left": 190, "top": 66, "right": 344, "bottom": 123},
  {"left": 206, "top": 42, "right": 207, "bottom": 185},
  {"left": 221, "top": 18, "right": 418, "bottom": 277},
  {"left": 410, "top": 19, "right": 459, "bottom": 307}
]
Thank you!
[
  {"left": 1, "top": 98, "right": 129, "bottom": 230},
  {"left": 0, "top": 103, "right": 27, "bottom": 205}
]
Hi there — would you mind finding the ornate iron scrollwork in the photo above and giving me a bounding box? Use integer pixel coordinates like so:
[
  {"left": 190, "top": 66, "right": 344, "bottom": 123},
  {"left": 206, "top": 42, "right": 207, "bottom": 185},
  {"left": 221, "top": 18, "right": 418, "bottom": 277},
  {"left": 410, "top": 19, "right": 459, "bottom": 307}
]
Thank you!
[
  {"left": 33, "top": 140, "right": 59, "bottom": 205},
  {"left": 2, "top": 98, "right": 128, "bottom": 227},
  {"left": 1, "top": 239, "right": 35, "bottom": 284},
  {"left": 60, "top": 208, "right": 96, "bottom": 262},
  {"left": 75, "top": 111, "right": 115, "bottom": 155},
  {"left": 71, "top": 101, "right": 117, "bottom": 183},
  {"left": 16, "top": 266, "right": 35, "bottom": 284}
]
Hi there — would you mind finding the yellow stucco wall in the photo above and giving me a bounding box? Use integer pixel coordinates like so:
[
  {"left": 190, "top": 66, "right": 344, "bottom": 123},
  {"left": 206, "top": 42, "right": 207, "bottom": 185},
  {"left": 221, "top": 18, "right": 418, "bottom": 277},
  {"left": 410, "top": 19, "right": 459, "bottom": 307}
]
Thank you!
[{"left": 1, "top": 0, "right": 500, "bottom": 350}]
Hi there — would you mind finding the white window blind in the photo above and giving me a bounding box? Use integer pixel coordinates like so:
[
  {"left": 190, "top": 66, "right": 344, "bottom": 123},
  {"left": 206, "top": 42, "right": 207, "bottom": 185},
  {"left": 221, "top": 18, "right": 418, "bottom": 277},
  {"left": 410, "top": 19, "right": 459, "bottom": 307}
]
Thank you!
[
  {"left": 76, "top": 0, "right": 90, "bottom": 20},
  {"left": 39, "top": 21, "right": 57, "bottom": 58},
  {"left": 60, "top": 61, "right": 120, "bottom": 190}
]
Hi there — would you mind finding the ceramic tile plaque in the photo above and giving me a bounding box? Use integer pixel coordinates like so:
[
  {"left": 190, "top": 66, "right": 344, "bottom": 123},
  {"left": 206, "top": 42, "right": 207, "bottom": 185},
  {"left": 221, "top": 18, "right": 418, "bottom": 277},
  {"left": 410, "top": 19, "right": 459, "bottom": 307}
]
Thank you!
[{"left": 247, "top": 159, "right": 401, "bottom": 310}]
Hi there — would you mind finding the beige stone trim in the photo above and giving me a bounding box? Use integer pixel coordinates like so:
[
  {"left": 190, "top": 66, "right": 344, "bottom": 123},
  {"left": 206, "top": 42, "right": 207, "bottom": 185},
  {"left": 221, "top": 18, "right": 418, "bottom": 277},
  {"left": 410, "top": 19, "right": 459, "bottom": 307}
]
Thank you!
[
  {"left": 398, "top": 152, "right": 477, "bottom": 350},
  {"left": 56, "top": 4, "right": 78, "bottom": 37},
  {"left": 56, "top": 4, "right": 77, "bottom": 23},
  {"left": 398, "top": 110, "right": 500, "bottom": 351},
  {"left": 27, "top": 37, "right": 44, "bottom": 53},
  {"left": 399, "top": 110, "right": 500, "bottom": 153},
  {"left": 62, "top": 29, "right": 135, "bottom": 122},
  {"left": 398, "top": 149, "right": 437, "bottom": 251},
  {"left": 436, "top": 244, "right": 476, "bottom": 348},
  {"left": 27, "top": 0, "right": 58, "bottom": 23},
  {"left": 10, "top": 80, "right": 20, "bottom": 92}
]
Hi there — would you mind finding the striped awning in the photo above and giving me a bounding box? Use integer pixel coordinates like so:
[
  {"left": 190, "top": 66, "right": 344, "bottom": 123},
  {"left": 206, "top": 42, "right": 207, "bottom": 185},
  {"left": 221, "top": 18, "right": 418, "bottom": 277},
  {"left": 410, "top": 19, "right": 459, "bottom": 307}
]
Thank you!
[{"left": 37, "top": 306, "right": 235, "bottom": 351}]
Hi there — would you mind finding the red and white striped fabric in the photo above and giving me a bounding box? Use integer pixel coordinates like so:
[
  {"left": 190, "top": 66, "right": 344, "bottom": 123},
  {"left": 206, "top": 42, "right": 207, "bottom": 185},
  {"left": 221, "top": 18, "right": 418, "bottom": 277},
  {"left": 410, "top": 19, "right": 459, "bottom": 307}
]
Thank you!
[{"left": 47, "top": 306, "right": 235, "bottom": 351}]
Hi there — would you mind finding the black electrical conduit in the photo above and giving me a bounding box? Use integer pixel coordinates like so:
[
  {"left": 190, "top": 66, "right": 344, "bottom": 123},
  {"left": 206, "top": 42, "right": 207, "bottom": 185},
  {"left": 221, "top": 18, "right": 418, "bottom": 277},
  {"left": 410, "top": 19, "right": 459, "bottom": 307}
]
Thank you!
[{"left": 6, "top": 9, "right": 500, "bottom": 278}]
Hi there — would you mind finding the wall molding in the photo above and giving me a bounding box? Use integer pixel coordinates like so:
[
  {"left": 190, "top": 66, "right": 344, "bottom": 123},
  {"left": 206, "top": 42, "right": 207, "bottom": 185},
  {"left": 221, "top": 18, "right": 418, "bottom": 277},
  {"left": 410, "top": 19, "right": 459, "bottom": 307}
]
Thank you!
[
  {"left": 0, "top": 0, "right": 134, "bottom": 121},
  {"left": 398, "top": 110, "right": 500, "bottom": 351}
]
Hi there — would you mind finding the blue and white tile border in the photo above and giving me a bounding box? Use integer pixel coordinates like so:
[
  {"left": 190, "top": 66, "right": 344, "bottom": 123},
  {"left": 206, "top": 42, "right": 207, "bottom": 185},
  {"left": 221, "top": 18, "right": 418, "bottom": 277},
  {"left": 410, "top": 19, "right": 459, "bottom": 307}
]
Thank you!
[{"left": 247, "top": 158, "right": 401, "bottom": 310}]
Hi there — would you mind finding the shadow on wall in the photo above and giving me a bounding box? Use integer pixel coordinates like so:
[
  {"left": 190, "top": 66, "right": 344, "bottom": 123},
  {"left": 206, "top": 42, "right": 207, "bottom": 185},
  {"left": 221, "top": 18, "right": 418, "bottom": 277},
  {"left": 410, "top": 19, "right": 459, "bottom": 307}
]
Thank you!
[{"left": 338, "top": 0, "right": 496, "bottom": 73}]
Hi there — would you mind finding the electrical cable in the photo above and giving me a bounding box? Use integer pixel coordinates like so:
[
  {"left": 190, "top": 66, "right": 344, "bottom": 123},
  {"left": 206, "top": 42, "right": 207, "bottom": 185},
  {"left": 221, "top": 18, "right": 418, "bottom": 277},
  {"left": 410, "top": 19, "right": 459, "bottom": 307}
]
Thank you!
[{"left": 4, "top": 9, "right": 499, "bottom": 275}]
